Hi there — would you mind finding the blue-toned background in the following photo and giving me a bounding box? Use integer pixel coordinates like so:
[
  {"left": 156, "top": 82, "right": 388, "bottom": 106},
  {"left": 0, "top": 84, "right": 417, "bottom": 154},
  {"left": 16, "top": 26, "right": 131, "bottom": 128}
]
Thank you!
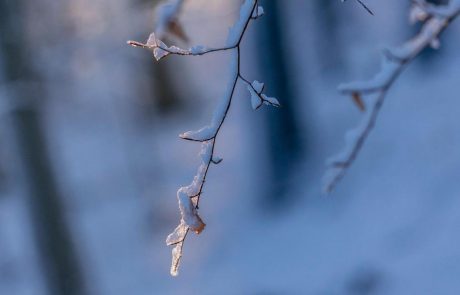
[{"left": 1, "top": 0, "right": 459, "bottom": 294}]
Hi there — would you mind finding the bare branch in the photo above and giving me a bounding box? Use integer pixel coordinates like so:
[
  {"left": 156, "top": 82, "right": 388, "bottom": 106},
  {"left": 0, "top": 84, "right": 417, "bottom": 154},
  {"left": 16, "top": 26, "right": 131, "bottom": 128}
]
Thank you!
[{"left": 324, "top": 0, "right": 460, "bottom": 193}]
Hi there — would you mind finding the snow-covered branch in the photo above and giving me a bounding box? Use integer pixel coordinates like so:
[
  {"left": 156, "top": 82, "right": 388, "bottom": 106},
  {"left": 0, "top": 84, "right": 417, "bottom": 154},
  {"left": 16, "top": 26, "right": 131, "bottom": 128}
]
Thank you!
[
  {"left": 129, "top": 0, "right": 277, "bottom": 276},
  {"left": 324, "top": 0, "right": 460, "bottom": 193}
]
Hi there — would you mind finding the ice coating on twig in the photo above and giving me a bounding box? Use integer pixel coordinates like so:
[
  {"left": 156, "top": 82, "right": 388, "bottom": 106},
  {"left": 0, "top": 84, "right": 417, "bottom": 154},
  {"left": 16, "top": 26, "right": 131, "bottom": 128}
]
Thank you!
[
  {"left": 166, "top": 219, "right": 188, "bottom": 276},
  {"left": 165, "top": 142, "right": 212, "bottom": 276}
]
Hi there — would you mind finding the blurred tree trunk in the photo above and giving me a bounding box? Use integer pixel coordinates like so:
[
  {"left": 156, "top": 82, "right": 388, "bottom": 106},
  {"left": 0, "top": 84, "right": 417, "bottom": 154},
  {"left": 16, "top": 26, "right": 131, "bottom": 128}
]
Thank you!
[
  {"left": 313, "top": 0, "right": 345, "bottom": 71},
  {"left": 257, "top": 0, "right": 305, "bottom": 207},
  {"left": 149, "top": 62, "right": 181, "bottom": 112},
  {"left": 135, "top": 0, "right": 183, "bottom": 116},
  {"left": 0, "top": 1, "right": 86, "bottom": 294}
]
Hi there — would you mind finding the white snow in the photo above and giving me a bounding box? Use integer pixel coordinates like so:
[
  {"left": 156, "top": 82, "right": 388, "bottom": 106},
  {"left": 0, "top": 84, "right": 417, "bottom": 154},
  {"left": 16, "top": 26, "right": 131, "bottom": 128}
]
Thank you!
[
  {"left": 180, "top": 126, "right": 215, "bottom": 141},
  {"left": 177, "top": 190, "right": 205, "bottom": 233},
  {"left": 338, "top": 58, "right": 400, "bottom": 94},
  {"left": 226, "top": 0, "right": 255, "bottom": 46}
]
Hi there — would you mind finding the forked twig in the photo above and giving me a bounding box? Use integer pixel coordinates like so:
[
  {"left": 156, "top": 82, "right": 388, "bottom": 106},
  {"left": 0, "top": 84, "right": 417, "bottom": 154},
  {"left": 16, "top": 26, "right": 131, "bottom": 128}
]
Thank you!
[{"left": 129, "top": 0, "right": 277, "bottom": 276}]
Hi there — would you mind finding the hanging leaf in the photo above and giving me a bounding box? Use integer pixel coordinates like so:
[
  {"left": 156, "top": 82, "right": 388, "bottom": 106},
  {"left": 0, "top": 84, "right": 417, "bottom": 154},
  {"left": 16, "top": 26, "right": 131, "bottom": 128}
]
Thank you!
[
  {"left": 351, "top": 92, "right": 365, "bottom": 112},
  {"left": 262, "top": 94, "right": 280, "bottom": 107}
]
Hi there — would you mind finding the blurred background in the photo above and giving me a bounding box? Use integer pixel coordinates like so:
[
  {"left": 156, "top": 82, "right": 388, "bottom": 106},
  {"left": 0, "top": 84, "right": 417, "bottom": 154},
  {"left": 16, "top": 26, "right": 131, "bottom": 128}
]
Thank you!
[{"left": 1, "top": 0, "right": 460, "bottom": 294}]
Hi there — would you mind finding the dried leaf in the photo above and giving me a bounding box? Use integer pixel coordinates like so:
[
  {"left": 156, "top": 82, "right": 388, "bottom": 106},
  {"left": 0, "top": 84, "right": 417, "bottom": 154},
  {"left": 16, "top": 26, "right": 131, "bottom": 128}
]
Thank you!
[
  {"left": 168, "top": 20, "right": 189, "bottom": 42},
  {"left": 351, "top": 92, "right": 365, "bottom": 112}
]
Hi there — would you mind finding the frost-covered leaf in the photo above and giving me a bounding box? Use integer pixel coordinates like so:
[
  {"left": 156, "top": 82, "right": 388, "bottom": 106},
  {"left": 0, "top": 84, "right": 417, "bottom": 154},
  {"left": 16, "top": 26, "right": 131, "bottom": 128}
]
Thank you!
[
  {"left": 146, "top": 32, "right": 158, "bottom": 47},
  {"left": 262, "top": 94, "right": 280, "bottom": 107},
  {"left": 248, "top": 86, "right": 262, "bottom": 110},
  {"left": 212, "top": 156, "right": 223, "bottom": 164},
  {"left": 247, "top": 80, "right": 264, "bottom": 110},
  {"left": 153, "top": 47, "right": 170, "bottom": 61},
  {"left": 247, "top": 80, "right": 279, "bottom": 109},
  {"left": 252, "top": 5, "right": 264, "bottom": 19},
  {"left": 152, "top": 39, "right": 169, "bottom": 61},
  {"left": 251, "top": 80, "right": 264, "bottom": 93}
]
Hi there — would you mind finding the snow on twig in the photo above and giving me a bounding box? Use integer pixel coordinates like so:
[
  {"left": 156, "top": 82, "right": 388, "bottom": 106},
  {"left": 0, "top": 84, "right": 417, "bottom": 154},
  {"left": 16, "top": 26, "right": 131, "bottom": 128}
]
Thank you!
[
  {"left": 324, "top": 0, "right": 460, "bottom": 193},
  {"left": 129, "top": 0, "right": 278, "bottom": 276}
]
